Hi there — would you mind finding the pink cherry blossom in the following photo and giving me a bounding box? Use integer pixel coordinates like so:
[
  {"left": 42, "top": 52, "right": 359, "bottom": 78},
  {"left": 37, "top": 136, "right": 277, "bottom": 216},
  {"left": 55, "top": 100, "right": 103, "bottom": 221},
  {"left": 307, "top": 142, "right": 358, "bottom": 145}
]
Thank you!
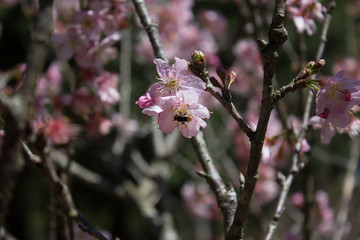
[
  {"left": 157, "top": 91, "right": 210, "bottom": 138},
  {"left": 154, "top": 57, "right": 205, "bottom": 96},
  {"left": 314, "top": 71, "right": 360, "bottom": 143}
]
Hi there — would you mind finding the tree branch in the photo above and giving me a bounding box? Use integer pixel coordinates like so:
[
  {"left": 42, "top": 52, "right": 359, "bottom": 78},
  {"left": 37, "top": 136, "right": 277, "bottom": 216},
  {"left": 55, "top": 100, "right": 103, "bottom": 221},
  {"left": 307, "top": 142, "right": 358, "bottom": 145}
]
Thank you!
[{"left": 226, "top": 1, "right": 288, "bottom": 239}]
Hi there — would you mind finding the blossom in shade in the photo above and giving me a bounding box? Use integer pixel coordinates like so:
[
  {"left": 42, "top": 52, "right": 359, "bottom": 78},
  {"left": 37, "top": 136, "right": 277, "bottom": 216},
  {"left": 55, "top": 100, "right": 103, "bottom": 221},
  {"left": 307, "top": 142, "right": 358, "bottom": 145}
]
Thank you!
[
  {"left": 35, "top": 117, "right": 80, "bottom": 145},
  {"left": 36, "top": 62, "right": 63, "bottom": 97},
  {"left": 85, "top": 114, "right": 113, "bottom": 136},
  {"left": 314, "top": 71, "right": 360, "bottom": 143},
  {"left": 52, "top": 27, "right": 89, "bottom": 60},
  {"left": 75, "top": 10, "right": 102, "bottom": 36}
]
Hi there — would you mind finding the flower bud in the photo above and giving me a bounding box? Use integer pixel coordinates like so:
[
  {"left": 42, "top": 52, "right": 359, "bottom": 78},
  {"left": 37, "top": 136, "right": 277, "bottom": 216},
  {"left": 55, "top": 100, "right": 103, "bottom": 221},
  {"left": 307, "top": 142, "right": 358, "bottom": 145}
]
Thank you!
[
  {"left": 306, "top": 59, "right": 325, "bottom": 75},
  {"left": 191, "top": 50, "right": 206, "bottom": 71},
  {"left": 228, "top": 71, "right": 237, "bottom": 88}
]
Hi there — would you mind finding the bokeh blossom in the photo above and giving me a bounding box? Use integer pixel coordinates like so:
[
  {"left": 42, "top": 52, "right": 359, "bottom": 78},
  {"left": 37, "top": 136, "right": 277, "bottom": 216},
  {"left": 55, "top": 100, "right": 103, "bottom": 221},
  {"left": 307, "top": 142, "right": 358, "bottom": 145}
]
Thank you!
[
  {"left": 181, "top": 182, "right": 221, "bottom": 220},
  {"left": 287, "top": 0, "right": 324, "bottom": 35},
  {"left": 34, "top": 117, "right": 80, "bottom": 145}
]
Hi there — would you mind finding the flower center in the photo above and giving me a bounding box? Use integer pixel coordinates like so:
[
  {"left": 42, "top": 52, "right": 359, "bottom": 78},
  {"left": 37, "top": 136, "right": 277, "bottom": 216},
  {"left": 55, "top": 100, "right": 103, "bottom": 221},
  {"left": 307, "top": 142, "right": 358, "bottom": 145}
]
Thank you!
[
  {"left": 157, "top": 74, "right": 181, "bottom": 95},
  {"left": 325, "top": 83, "right": 351, "bottom": 101},
  {"left": 171, "top": 104, "right": 192, "bottom": 126}
]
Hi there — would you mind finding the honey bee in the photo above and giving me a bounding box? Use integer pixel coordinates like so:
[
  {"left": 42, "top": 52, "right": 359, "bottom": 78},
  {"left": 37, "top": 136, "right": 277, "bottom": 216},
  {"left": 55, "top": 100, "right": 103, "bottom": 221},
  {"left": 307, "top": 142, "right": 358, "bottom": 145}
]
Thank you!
[{"left": 174, "top": 114, "right": 191, "bottom": 124}]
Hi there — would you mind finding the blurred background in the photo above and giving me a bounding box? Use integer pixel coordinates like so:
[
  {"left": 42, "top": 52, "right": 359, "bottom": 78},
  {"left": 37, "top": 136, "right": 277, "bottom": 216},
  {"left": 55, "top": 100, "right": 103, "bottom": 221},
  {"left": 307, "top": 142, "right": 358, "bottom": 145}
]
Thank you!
[{"left": 0, "top": 0, "right": 360, "bottom": 239}]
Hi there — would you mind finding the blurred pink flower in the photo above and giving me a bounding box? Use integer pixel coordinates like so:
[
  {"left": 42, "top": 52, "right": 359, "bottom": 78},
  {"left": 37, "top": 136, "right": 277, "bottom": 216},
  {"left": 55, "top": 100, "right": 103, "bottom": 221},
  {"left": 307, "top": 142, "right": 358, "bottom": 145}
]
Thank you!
[
  {"left": 85, "top": 114, "right": 113, "bottom": 136},
  {"left": 287, "top": 0, "right": 324, "bottom": 35},
  {"left": 231, "top": 39, "right": 263, "bottom": 96},
  {"left": 333, "top": 57, "right": 360, "bottom": 80},
  {"left": 315, "top": 191, "right": 335, "bottom": 237},
  {"left": 36, "top": 62, "right": 63, "bottom": 97},
  {"left": 93, "top": 72, "right": 120, "bottom": 105},
  {"left": 181, "top": 182, "right": 221, "bottom": 220},
  {"left": 198, "top": 10, "right": 227, "bottom": 38},
  {"left": 254, "top": 164, "right": 279, "bottom": 206},
  {"left": 135, "top": 0, "right": 219, "bottom": 62},
  {"left": 35, "top": 117, "right": 80, "bottom": 145},
  {"left": 75, "top": 10, "right": 102, "bottom": 36},
  {"left": 52, "top": 27, "right": 89, "bottom": 60},
  {"left": 291, "top": 192, "right": 305, "bottom": 208}
]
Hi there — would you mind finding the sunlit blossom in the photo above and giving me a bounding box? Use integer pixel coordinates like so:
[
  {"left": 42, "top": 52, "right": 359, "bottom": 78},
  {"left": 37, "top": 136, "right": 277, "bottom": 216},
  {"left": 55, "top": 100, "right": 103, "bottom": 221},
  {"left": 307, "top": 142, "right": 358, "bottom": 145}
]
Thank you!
[{"left": 157, "top": 92, "right": 210, "bottom": 138}]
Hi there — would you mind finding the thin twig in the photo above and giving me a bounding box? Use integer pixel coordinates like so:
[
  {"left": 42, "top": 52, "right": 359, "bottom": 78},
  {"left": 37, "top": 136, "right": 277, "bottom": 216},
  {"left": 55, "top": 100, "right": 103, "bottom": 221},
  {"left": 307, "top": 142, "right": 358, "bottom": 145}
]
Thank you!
[
  {"left": 131, "top": 0, "right": 167, "bottom": 61},
  {"left": 191, "top": 132, "right": 237, "bottom": 233},
  {"left": 205, "top": 82, "right": 254, "bottom": 139}
]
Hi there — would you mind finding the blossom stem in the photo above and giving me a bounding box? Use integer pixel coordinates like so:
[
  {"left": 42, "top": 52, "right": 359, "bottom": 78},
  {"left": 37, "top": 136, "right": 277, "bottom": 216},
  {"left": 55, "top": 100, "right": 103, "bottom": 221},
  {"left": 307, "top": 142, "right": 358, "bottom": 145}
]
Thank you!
[{"left": 205, "top": 82, "right": 255, "bottom": 139}]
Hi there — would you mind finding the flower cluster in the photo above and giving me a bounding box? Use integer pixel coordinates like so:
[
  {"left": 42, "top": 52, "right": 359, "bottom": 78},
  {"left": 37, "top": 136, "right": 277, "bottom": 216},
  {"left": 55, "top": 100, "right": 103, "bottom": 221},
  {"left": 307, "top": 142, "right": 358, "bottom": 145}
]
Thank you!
[
  {"left": 287, "top": 0, "right": 324, "bottom": 35},
  {"left": 137, "top": 57, "right": 210, "bottom": 138},
  {"left": 309, "top": 71, "right": 360, "bottom": 144},
  {"left": 52, "top": 0, "right": 128, "bottom": 72}
]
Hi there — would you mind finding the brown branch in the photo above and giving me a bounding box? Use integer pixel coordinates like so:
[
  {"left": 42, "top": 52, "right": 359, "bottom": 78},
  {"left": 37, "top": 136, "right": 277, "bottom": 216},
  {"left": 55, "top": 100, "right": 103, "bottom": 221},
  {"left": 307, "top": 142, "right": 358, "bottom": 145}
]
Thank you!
[
  {"left": 191, "top": 132, "right": 237, "bottom": 233},
  {"left": 226, "top": 1, "right": 288, "bottom": 239},
  {"left": 205, "top": 82, "right": 254, "bottom": 139},
  {"left": 131, "top": 0, "right": 168, "bottom": 62},
  {"left": 272, "top": 78, "right": 307, "bottom": 102},
  {"left": 0, "top": 0, "right": 54, "bottom": 229}
]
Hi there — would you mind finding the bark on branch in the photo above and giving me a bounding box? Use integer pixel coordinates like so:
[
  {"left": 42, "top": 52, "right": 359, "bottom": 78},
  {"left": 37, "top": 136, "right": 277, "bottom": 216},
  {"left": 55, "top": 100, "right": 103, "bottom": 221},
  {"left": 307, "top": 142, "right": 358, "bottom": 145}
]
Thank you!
[{"left": 226, "top": 1, "right": 288, "bottom": 239}]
